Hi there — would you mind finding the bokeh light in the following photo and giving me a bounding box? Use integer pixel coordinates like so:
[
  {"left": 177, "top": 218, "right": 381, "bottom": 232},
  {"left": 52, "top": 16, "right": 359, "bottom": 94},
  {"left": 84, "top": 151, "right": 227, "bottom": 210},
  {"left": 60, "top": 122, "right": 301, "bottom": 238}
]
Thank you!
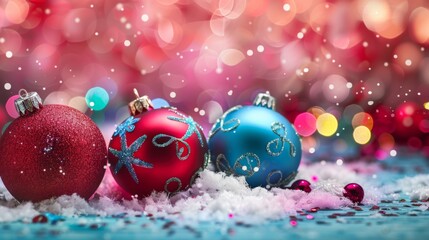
[
  {"left": 353, "top": 126, "right": 371, "bottom": 145},
  {"left": 5, "top": 95, "right": 20, "bottom": 118},
  {"left": 378, "top": 133, "right": 395, "bottom": 150},
  {"left": 294, "top": 112, "right": 317, "bottom": 137},
  {"left": 352, "top": 112, "right": 374, "bottom": 130},
  {"left": 85, "top": 87, "right": 109, "bottom": 111},
  {"left": 152, "top": 98, "right": 170, "bottom": 109},
  {"left": 0, "top": 0, "right": 428, "bottom": 159},
  {"left": 69, "top": 96, "right": 88, "bottom": 113},
  {"left": 322, "top": 74, "right": 350, "bottom": 103},
  {"left": 316, "top": 113, "right": 338, "bottom": 137}
]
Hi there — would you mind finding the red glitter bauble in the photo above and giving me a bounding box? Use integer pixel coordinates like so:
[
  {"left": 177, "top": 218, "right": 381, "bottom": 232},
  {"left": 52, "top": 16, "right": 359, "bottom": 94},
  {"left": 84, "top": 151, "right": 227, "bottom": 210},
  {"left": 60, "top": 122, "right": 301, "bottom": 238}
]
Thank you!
[
  {"left": 290, "top": 179, "right": 312, "bottom": 193},
  {"left": 343, "top": 183, "right": 364, "bottom": 204},
  {"left": 0, "top": 104, "right": 107, "bottom": 202},
  {"left": 108, "top": 107, "right": 208, "bottom": 198}
]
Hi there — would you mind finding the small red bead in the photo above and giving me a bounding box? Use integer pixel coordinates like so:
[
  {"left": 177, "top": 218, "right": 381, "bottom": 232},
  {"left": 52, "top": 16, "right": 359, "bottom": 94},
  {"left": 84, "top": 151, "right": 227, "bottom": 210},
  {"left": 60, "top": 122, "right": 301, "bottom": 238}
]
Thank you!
[
  {"left": 32, "top": 214, "right": 48, "bottom": 223},
  {"left": 290, "top": 179, "right": 312, "bottom": 193},
  {"left": 343, "top": 183, "right": 364, "bottom": 203}
]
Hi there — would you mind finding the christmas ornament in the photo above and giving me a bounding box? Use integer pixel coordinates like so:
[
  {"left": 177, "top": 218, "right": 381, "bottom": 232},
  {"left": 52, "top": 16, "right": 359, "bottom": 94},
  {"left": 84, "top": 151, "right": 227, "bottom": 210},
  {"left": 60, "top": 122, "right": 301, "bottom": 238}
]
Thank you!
[
  {"left": 343, "top": 183, "right": 364, "bottom": 203},
  {"left": 208, "top": 92, "right": 302, "bottom": 189},
  {"left": 0, "top": 89, "right": 107, "bottom": 202},
  {"left": 107, "top": 89, "right": 208, "bottom": 198},
  {"left": 290, "top": 179, "right": 312, "bottom": 193},
  {"left": 32, "top": 213, "right": 63, "bottom": 224},
  {"left": 32, "top": 215, "right": 49, "bottom": 224}
]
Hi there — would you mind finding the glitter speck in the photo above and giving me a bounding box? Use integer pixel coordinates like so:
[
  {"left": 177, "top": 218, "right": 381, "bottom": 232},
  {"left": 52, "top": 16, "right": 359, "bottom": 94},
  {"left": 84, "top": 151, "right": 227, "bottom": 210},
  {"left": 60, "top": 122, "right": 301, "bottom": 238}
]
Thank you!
[
  {"left": 124, "top": 40, "right": 131, "bottom": 47},
  {"left": 5, "top": 51, "right": 13, "bottom": 58},
  {"left": 405, "top": 59, "right": 412, "bottom": 66},
  {"left": 283, "top": 3, "right": 291, "bottom": 12},
  {"left": 141, "top": 14, "right": 149, "bottom": 22},
  {"left": 346, "top": 82, "right": 353, "bottom": 88},
  {"left": 43, "top": 146, "right": 53, "bottom": 154},
  {"left": 170, "top": 92, "right": 176, "bottom": 98},
  {"left": 74, "top": 17, "right": 80, "bottom": 23},
  {"left": 4, "top": 83, "right": 11, "bottom": 90},
  {"left": 257, "top": 45, "right": 264, "bottom": 53},
  {"left": 116, "top": 3, "right": 124, "bottom": 11}
]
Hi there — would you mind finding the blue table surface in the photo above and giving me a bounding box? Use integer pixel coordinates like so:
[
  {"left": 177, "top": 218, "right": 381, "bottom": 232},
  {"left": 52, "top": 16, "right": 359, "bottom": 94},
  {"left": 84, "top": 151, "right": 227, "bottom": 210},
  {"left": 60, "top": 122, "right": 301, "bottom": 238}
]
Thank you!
[{"left": 1, "top": 153, "right": 428, "bottom": 240}]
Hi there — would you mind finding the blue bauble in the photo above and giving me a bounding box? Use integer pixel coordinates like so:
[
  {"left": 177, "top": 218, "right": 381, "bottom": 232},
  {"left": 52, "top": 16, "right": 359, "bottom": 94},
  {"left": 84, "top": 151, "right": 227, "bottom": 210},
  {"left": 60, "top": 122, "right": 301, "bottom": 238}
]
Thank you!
[{"left": 208, "top": 92, "right": 302, "bottom": 189}]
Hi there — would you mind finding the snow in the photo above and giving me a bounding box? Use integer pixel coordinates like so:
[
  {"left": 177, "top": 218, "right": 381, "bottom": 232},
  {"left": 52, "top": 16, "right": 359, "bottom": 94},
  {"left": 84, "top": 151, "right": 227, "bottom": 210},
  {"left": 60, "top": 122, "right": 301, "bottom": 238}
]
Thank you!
[
  {"left": 387, "top": 174, "right": 429, "bottom": 201},
  {"left": 1, "top": 161, "right": 419, "bottom": 223}
]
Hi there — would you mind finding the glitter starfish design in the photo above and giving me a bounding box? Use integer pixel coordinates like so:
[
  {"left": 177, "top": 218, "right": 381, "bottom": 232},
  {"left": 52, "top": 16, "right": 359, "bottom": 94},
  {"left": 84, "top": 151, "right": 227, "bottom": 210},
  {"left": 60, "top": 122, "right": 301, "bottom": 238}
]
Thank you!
[
  {"left": 113, "top": 116, "right": 140, "bottom": 137},
  {"left": 167, "top": 109, "right": 205, "bottom": 147},
  {"left": 109, "top": 134, "right": 153, "bottom": 184}
]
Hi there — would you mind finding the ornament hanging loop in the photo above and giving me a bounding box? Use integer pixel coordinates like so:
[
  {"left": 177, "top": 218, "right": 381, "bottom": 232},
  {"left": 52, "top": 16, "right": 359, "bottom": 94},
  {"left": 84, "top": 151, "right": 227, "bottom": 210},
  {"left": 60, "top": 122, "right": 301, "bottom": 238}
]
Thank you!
[
  {"left": 128, "top": 88, "right": 154, "bottom": 116},
  {"left": 253, "top": 91, "right": 276, "bottom": 110},
  {"left": 19, "top": 89, "right": 29, "bottom": 98},
  {"left": 14, "top": 89, "right": 43, "bottom": 116}
]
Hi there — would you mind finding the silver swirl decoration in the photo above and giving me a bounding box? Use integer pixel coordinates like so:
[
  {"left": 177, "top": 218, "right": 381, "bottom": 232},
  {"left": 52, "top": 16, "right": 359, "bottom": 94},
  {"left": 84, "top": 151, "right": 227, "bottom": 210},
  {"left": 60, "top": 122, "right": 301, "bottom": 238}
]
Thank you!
[
  {"left": 215, "top": 154, "right": 234, "bottom": 175},
  {"left": 266, "top": 170, "right": 297, "bottom": 188},
  {"left": 232, "top": 153, "right": 261, "bottom": 177},
  {"left": 152, "top": 109, "right": 205, "bottom": 161},
  {"left": 209, "top": 106, "right": 242, "bottom": 137},
  {"left": 152, "top": 134, "right": 191, "bottom": 160},
  {"left": 215, "top": 152, "right": 261, "bottom": 177},
  {"left": 203, "top": 151, "right": 210, "bottom": 169},
  {"left": 189, "top": 167, "right": 204, "bottom": 187},
  {"left": 266, "top": 122, "right": 296, "bottom": 157},
  {"left": 164, "top": 177, "right": 182, "bottom": 195}
]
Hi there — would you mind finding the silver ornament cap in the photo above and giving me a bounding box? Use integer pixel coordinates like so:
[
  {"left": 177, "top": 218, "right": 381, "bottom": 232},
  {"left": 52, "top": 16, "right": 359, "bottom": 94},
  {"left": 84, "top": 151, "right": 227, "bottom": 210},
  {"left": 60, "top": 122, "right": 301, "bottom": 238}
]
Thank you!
[
  {"left": 253, "top": 91, "right": 276, "bottom": 110},
  {"left": 128, "top": 88, "right": 154, "bottom": 116},
  {"left": 14, "top": 89, "right": 43, "bottom": 116}
]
